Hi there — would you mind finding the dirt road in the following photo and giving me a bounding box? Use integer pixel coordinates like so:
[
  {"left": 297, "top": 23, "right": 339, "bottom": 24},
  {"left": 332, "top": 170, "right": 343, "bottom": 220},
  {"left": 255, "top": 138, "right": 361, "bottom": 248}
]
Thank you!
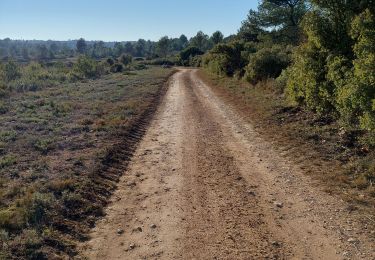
[{"left": 80, "top": 69, "right": 374, "bottom": 259}]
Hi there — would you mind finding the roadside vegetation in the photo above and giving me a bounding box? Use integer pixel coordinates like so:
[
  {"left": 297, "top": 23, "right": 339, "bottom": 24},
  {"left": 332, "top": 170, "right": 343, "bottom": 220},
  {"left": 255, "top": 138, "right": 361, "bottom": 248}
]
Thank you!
[
  {"left": 0, "top": 22, "right": 226, "bottom": 260},
  {"left": 0, "top": 54, "right": 173, "bottom": 258},
  {"left": 1, "top": 0, "right": 374, "bottom": 257},
  {"left": 197, "top": 0, "right": 374, "bottom": 210}
]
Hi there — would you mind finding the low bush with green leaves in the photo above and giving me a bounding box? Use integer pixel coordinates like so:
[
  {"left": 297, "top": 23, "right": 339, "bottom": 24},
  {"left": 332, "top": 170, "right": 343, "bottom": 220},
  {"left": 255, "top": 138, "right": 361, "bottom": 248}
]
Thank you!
[
  {"left": 179, "top": 46, "right": 204, "bottom": 66},
  {"left": 202, "top": 41, "right": 254, "bottom": 77},
  {"left": 119, "top": 54, "right": 133, "bottom": 66},
  {"left": 244, "top": 45, "right": 292, "bottom": 83},
  {"left": 72, "top": 55, "right": 105, "bottom": 79},
  {"left": 286, "top": 7, "right": 375, "bottom": 146}
]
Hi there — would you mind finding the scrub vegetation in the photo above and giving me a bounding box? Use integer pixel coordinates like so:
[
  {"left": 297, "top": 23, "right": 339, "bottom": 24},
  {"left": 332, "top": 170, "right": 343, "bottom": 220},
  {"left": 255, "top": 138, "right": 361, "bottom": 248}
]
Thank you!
[
  {"left": 197, "top": 0, "right": 375, "bottom": 210},
  {"left": 1, "top": 0, "right": 374, "bottom": 258},
  {"left": 0, "top": 55, "right": 173, "bottom": 258}
]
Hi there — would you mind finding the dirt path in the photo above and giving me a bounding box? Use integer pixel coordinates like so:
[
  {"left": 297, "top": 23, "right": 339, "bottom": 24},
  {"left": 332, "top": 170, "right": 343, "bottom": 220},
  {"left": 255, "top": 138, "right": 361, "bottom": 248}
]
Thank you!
[{"left": 80, "top": 69, "right": 375, "bottom": 260}]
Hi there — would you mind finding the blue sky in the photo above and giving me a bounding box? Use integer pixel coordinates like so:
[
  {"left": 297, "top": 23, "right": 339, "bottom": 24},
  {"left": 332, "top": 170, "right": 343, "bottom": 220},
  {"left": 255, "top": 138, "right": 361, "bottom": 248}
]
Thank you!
[{"left": 0, "top": 0, "right": 258, "bottom": 41}]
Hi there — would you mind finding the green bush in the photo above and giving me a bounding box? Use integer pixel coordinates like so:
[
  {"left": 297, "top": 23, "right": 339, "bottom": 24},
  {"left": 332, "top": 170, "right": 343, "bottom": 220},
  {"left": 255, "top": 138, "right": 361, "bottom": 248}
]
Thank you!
[
  {"left": 72, "top": 55, "right": 102, "bottom": 79},
  {"left": 274, "top": 68, "right": 289, "bottom": 92},
  {"left": 0, "top": 208, "right": 23, "bottom": 231},
  {"left": 61, "top": 191, "right": 84, "bottom": 210},
  {"left": 189, "top": 55, "right": 202, "bottom": 67},
  {"left": 0, "top": 154, "right": 16, "bottom": 169},
  {"left": 0, "top": 101, "right": 8, "bottom": 114},
  {"left": 106, "top": 57, "right": 115, "bottom": 66},
  {"left": 6, "top": 61, "right": 71, "bottom": 92},
  {"left": 287, "top": 7, "right": 375, "bottom": 144},
  {"left": 0, "top": 83, "right": 8, "bottom": 98},
  {"left": 32, "top": 139, "right": 54, "bottom": 155},
  {"left": 110, "top": 63, "right": 124, "bottom": 73},
  {"left": 203, "top": 41, "right": 252, "bottom": 77},
  {"left": 26, "top": 192, "right": 55, "bottom": 226},
  {"left": 350, "top": 9, "right": 375, "bottom": 134},
  {"left": 244, "top": 45, "right": 292, "bottom": 84},
  {"left": 119, "top": 54, "right": 133, "bottom": 66},
  {"left": 179, "top": 46, "right": 204, "bottom": 66},
  {"left": 286, "top": 42, "right": 334, "bottom": 114},
  {"left": 0, "top": 131, "right": 17, "bottom": 142},
  {"left": 3, "top": 60, "right": 21, "bottom": 82}
]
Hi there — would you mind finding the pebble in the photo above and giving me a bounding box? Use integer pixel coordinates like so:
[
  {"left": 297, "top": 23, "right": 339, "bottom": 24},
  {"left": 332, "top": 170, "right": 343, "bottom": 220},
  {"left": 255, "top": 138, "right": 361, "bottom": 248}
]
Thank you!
[
  {"left": 247, "top": 190, "right": 256, "bottom": 196},
  {"left": 347, "top": 237, "right": 357, "bottom": 243},
  {"left": 117, "top": 229, "right": 124, "bottom": 235},
  {"left": 274, "top": 201, "right": 283, "bottom": 208},
  {"left": 129, "top": 243, "right": 135, "bottom": 250},
  {"left": 150, "top": 224, "right": 157, "bottom": 229},
  {"left": 134, "top": 226, "right": 143, "bottom": 232}
]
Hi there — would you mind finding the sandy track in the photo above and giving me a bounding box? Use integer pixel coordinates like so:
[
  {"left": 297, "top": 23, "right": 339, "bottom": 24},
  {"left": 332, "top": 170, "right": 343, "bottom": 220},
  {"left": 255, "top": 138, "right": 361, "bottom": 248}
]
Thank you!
[{"left": 80, "top": 69, "right": 375, "bottom": 259}]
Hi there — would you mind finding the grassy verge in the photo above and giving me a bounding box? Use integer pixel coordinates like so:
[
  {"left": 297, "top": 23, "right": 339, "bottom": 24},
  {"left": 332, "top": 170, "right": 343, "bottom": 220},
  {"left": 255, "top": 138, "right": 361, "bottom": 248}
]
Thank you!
[
  {"left": 198, "top": 69, "right": 375, "bottom": 215},
  {"left": 0, "top": 66, "right": 174, "bottom": 259}
]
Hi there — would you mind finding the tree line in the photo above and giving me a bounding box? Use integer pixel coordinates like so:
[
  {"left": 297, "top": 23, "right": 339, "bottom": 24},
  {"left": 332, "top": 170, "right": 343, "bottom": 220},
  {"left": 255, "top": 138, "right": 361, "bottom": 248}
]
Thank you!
[
  {"left": 199, "top": 0, "right": 375, "bottom": 147},
  {"left": 0, "top": 30, "right": 226, "bottom": 61},
  {"left": 1, "top": 0, "right": 374, "bottom": 146}
]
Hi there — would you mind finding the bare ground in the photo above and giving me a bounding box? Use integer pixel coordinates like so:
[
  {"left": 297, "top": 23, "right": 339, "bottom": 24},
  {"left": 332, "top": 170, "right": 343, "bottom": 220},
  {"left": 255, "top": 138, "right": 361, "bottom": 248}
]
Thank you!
[{"left": 80, "top": 69, "right": 375, "bottom": 260}]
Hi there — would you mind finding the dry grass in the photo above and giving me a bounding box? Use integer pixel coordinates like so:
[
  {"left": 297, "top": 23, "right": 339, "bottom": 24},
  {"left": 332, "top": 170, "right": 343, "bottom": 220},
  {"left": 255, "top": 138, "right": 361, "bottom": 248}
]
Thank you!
[{"left": 0, "top": 66, "right": 174, "bottom": 259}]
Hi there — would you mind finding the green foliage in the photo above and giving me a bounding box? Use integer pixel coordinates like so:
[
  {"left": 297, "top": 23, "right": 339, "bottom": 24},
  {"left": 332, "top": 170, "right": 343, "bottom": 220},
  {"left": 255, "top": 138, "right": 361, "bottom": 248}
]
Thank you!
[
  {"left": 91, "top": 41, "right": 110, "bottom": 58},
  {"left": 8, "top": 62, "right": 70, "bottom": 92},
  {"left": 3, "top": 60, "right": 21, "bottom": 82},
  {"left": 0, "top": 192, "right": 55, "bottom": 234},
  {"left": 203, "top": 41, "right": 253, "bottom": 77},
  {"left": 190, "top": 31, "right": 213, "bottom": 52},
  {"left": 179, "top": 47, "right": 204, "bottom": 66},
  {"left": 106, "top": 57, "right": 115, "bottom": 66},
  {"left": 0, "top": 81, "right": 8, "bottom": 98},
  {"left": 211, "top": 31, "right": 224, "bottom": 45},
  {"left": 32, "top": 138, "right": 54, "bottom": 155},
  {"left": 119, "top": 54, "right": 133, "bottom": 66},
  {"left": 350, "top": 9, "right": 375, "bottom": 133},
  {"left": 286, "top": 42, "right": 334, "bottom": 113},
  {"left": 0, "top": 101, "right": 8, "bottom": 114},
  {"left": 0, "top": 131, "right": 17, "bottom": 142},
  {"left": 61, "top": 191, "right": 84, "bottom": 209},
  {"left": 287, "top": 5, "right": 375, "bottom": 142},
  {"left": 110, "top": 63, "right": 124, "bottom": 73},
  {"left": 189, "top": 55, "right": 203, "bottom": 67},
  {"left": 0, "top": 208, "right": 23, "bottom": 230},
  {"left": 156, "top": 36, "right": 170, "bottom": 58},
  {"left": 135, "top": 39, "right": 146, "bottom": 57},
  {"left": 72, "top": 55, "right": 103, "bottom": 79},
  {"left": 26, "top": 192, "right": 55, "bottom": 226},
  {"left": 0, "top": 67, "right": 173, "bottom": 258},
  {"left": 0, "top": 154, "right": 16, "bottom": 169},
  {"left": 274, "top": 68, "right": 290, "bottom": 92},
  {"left": 146, "top": 57, "right": 179, "bottom": 66},
  {"left": 244, "top": 45, "right": 292, "bottom": 83},
  {"left": 238, "top": 0, "right": 308, "bottom": 44},
  {"left": 76, "top": 38, "right": 87, "bottom": 54}
]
